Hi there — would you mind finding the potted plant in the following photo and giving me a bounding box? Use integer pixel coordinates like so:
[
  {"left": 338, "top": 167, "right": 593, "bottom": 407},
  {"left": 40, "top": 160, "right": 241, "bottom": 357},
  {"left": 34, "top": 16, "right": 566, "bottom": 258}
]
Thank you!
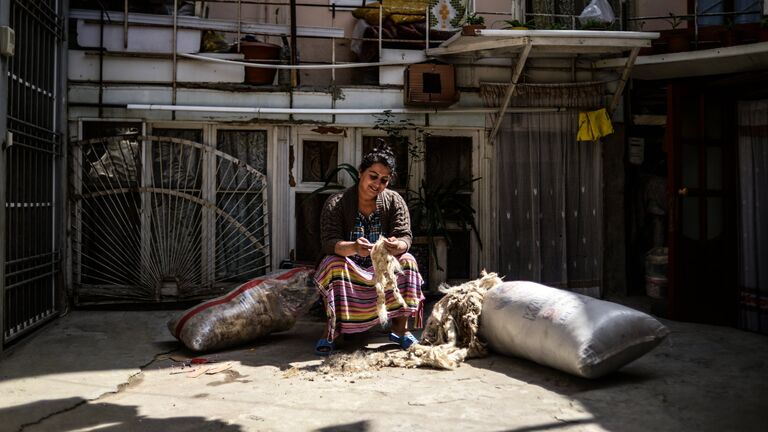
[
  {"left": 721, "top": 17, "right": 741, "bottom": 46},
  {"left": 407, "top": 177, "right": 482, "bottom": 272},
  {"left": 239, "top": 35, "right": 282, "bottom": 85},
  {"left": 580, "top": 19, "right": 610, "bottom": 30},
  {"left": 664, "top": 13, "right": 691, "bottom": 52},
  {"left": 462, "top": 12, "right": 486, "bottom": 36}
]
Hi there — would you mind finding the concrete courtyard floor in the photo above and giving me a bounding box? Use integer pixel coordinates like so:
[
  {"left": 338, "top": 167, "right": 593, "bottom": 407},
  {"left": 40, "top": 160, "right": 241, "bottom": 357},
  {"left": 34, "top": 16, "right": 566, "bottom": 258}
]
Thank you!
[{"left": 1, "top": 300, "right": 767, "bottom": 432}]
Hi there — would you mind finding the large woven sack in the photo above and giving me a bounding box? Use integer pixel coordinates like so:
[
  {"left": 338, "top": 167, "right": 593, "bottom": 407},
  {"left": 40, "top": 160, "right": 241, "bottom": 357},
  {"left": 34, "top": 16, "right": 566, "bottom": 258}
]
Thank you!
[
  {"left": 168, "top": 268, "right": 316, "bottom": 352},
  {"left": 480, "top": 281, "right": 669, "bottom": 378}
]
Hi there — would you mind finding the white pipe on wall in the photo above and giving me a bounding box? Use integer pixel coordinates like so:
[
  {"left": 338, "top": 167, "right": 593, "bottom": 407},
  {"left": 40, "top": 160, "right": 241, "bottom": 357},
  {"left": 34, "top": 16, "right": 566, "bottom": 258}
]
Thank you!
[
  {"left": 180, "top": 52, "right": 426, "bottom": 70},
  {"left": 127, "top": 104, "right": 567, "bottom": 114}
]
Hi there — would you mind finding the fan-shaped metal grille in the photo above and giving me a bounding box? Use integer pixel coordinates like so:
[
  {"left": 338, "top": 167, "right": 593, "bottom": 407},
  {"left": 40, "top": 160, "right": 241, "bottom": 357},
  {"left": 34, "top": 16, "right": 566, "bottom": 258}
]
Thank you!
[{"left": 70, "top": 134, "right": 270, "bottom": 302}]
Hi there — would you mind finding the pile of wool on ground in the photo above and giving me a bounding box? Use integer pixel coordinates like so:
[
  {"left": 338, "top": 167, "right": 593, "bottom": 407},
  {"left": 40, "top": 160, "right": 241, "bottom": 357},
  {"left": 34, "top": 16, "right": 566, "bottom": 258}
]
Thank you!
[{"left": 320, "top": 270, "right": 503, "bottom": 372}]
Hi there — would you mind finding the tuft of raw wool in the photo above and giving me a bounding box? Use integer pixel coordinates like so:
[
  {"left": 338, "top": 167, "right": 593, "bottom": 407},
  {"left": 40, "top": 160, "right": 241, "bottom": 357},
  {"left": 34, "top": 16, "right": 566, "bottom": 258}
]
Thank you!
[
  {"left": 370, "top": 237, "right": 406, "bottom": 326},
  {"left": 417, "top": 269, "right": 503, "bottom": 364},
  {"left": 316, "top": 270, "right": 503, "bottom": 374}
]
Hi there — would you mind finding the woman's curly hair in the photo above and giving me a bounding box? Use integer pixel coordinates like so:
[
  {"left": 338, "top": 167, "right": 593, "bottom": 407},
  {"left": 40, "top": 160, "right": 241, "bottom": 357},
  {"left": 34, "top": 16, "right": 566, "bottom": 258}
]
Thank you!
[{"left": 359, "top": 142, "right": 397, "bottom": 179}]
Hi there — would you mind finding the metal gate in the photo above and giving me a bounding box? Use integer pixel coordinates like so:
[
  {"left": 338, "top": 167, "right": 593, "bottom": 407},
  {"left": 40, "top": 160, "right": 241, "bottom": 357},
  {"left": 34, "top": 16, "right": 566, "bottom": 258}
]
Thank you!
[
  {"left": 70, "top": 133, "right": 271, "bottom": 303},
  {"left": 1, "top": 0, "right": 64, "bottom": 347}
]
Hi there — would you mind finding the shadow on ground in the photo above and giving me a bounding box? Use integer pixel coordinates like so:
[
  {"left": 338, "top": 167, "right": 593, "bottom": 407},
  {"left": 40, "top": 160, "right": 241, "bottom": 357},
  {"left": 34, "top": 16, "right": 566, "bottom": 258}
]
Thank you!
[{"left": 0, "top": 397, "right": 242, "bottom": 432}]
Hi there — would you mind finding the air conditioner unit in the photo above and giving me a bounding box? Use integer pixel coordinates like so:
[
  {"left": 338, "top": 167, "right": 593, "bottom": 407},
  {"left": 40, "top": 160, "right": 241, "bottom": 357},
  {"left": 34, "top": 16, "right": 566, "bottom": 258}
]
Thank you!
[{"left": 404, "top": 62, "right": 459, "bottom": 107}]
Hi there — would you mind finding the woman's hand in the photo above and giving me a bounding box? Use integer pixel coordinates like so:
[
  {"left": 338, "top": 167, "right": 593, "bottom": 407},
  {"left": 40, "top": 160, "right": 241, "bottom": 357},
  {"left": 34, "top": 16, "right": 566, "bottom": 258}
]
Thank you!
[
  {"left": 383, "top": 236, "right": 406, "bottom": 255},
  {"left": 355, "top": 237, "right": 373, "bottom": 257}
]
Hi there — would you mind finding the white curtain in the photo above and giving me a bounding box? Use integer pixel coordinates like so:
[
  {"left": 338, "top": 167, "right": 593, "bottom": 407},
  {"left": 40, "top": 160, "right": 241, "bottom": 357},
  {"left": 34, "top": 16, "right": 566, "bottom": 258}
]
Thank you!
[
  {"left": 482, "top": 82, "right": 604, "bottom": 294},
  {"left": 737, "top": 99, "right": 768, "bottom": 334}
]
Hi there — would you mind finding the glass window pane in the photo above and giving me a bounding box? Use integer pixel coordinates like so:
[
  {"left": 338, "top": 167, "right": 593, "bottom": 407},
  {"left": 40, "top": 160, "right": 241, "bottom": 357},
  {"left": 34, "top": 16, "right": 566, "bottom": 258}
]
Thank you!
[
  {"left": 707, "top": 197, "right": 723, "bottom": 240},
  {"left": 682, "top": 144, "right": 699, "bottom": 188},
  {"left": 81, "top": 121, "right": 142, "bottom": 187},
  {"left": 425, "top": 135, "right": 472, "bottom": 191},
  {"left": 302, "top": 140, "right": 338, "bottom": 183},
  {"left": 82, "top": 121, "right": 141, "bottom": 140},
  {"left": 152, "top": 129, "right": 203, "bottom": 190},
  {"left": 682, "top": 197, "right": 700, "bottom": 240},
  {"left": 697, "top": 0, "right": 724, "bottom": 26},
  {"left": 707, "top": 145, "right": 722, "bottom": 190},
  {"left": 215, "top": 130, "right": 269, "bottom": 281}
]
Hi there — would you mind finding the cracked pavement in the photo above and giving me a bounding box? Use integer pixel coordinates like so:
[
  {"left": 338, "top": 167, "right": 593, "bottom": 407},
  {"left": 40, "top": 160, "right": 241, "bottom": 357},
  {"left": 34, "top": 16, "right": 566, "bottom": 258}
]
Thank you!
[{"left": 0, "top": 308, "right": 767, "bottom": 431}]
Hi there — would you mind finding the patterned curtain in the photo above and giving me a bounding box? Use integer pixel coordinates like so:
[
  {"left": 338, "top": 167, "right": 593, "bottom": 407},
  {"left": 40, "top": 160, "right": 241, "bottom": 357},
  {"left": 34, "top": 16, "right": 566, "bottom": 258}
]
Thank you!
[
  {"left": 482, "top": 82, "right": 605, "bottom": 296},
  {"left": 737, "top": 100, "right": 768, "bottom": 334}
]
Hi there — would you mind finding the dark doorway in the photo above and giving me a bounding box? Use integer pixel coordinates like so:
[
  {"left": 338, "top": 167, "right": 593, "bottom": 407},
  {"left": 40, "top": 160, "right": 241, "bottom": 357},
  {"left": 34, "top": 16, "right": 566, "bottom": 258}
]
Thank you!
[{"left": 666, "top": 81, "right": 738, "bottom": 325}]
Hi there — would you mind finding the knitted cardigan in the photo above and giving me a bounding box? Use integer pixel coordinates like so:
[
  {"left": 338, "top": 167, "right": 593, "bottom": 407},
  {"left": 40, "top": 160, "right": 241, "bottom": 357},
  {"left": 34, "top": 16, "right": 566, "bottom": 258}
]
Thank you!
[{"left": 320, "top": 186, "right": 413, "bottom": 256}]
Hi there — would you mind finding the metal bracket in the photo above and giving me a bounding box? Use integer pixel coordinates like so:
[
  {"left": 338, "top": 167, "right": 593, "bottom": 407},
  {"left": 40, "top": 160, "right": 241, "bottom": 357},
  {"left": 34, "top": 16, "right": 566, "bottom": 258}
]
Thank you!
[{"left": 0, "top": 26, "right": 14, "bottom": 57}]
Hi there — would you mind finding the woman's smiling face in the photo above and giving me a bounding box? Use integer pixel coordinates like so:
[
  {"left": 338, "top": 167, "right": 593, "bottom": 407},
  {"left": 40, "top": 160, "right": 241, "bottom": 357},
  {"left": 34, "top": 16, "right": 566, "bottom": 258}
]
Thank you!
[{"left": 358, "top": 162, "right": 392, "bottom": 201}]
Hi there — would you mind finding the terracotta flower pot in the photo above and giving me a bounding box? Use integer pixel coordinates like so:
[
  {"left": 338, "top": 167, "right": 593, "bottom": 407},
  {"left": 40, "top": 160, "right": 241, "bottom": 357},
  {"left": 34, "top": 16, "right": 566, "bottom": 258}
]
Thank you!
[
  {"left": 658, "top": 28, "right": 691, "bottom": 53},
  {"left": 239, "top": 41, "right": 281, "bottom": 85},
  {"left": 462, "top": 25, "right": 486, "bottom": 36}
]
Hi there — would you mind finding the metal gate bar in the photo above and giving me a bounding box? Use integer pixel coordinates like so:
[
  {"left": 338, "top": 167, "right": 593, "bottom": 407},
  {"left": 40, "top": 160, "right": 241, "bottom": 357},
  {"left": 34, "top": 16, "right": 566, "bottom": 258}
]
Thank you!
[{"left": 2, "top": 0, "right": 63, "bottom": 346}]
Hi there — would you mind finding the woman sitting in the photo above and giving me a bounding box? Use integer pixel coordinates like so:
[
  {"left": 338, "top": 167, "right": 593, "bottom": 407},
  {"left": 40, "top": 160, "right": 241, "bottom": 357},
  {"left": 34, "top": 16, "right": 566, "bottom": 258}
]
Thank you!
[{"left": 313, "top": 145, "right": 425, "bottom": 356}]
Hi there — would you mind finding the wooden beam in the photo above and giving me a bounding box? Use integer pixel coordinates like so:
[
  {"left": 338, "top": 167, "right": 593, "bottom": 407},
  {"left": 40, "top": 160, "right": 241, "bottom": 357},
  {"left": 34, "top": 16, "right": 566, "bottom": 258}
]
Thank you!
[
  {"left": 488, "top": 41, "right": 533, "bottom": 145},
  {"left": 527, "top": 36, "right": 651, "bottom": 49},
  {"left": 428, "top": 37, "right": 528, "bottom": 56},
  {"left": 609, "top": 47, "right": 640, "bottom": 115}
]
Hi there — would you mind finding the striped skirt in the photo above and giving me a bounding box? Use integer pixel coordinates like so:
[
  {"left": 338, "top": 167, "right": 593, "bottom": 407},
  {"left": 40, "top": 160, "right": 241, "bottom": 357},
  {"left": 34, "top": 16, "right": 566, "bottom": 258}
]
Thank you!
[{"left": 314, "top": 253, "right": 425, "bottom": 341}]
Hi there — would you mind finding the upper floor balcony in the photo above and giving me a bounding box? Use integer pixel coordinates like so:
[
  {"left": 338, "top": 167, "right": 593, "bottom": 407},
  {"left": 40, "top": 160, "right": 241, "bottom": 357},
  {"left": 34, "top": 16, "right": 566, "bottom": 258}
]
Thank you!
[{"left": 68, "top": 0, "right": 663, "bottom": 92}]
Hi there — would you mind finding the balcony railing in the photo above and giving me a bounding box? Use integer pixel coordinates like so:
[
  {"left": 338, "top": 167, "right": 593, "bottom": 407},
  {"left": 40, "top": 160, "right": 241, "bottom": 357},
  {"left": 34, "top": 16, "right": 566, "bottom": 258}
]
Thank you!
[{"left": 627, "top": 5, "right": 766, "bottom": 54}]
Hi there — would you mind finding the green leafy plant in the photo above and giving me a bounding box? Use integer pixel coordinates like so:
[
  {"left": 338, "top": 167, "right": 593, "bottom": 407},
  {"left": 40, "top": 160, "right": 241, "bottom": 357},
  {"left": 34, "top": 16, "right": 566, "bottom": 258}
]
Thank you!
[
  {"left": 546, "top": 21, "right": 566, "bottom": 30},
  {"left": 503, "top": 19, "right": 536, "bottom": 29},
  {"left": 724, "top": 16, "right": 736, "bottom": 31},
  {"left": 463, "top": 12, "right": 485, "bottom": 26},
  {"left": 761, "top": 17, "right": 768, "bottom": 29},
  {"left": 580, "top": 19, "right": 610, "bottom": 30},
  {"left": 407, "top": 177, "right": 482, "bottom": 271},
  {"left": 300, "top": 163, "right": 359, "bottom": 208},
  {"left": 372, "top": 110, "right": 426, "bottom": 163},
  {"left": 665, "top": 13, "right": 688, "bottom": 30}
]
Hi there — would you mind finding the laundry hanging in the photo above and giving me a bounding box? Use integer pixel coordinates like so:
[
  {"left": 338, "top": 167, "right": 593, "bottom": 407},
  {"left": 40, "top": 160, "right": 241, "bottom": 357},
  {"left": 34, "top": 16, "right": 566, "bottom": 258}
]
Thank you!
[{"left": 577, "top": 108, "right": 614, "bottom": 141}]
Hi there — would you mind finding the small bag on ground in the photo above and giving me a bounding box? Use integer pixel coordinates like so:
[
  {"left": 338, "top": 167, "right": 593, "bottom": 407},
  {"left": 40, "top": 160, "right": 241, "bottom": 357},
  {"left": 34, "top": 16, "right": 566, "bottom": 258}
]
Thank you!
[
  {"left": 168, "top": 268, "right": 316, "bottom": 352},
  {"left": 480, "top": 281, "right": 669, "bottom": 378}
]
